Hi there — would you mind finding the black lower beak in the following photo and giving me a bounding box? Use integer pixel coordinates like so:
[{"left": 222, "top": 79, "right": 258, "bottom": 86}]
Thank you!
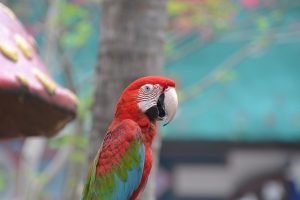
[
  {"left": 145, "top": 93, "right": 166, "bottom": 122},
  {"left": 157, "top": 93, "right": 166, "bottom": 120}
]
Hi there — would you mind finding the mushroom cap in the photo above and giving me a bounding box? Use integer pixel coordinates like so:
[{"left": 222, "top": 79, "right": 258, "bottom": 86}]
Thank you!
[{"left": 0, "top": 3, "right": 77, "bottom": 138}]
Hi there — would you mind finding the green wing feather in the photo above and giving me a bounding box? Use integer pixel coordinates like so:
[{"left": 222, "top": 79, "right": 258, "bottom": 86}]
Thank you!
[
  {"left": 82, "top": 150, "right": 99, "bottom": 199},
  {"left": 82, "top": 119, "right": 145, "bottom": 200}
]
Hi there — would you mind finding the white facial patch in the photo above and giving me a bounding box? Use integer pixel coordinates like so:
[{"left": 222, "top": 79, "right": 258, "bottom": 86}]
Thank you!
[{"left": 137, "top": 84, "right": 162, "bottom": 112}]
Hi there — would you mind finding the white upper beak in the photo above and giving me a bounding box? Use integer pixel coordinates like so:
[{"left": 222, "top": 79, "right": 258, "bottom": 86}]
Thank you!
[{"left": 163, "top": 87, "right": 178, "bottom": 126}]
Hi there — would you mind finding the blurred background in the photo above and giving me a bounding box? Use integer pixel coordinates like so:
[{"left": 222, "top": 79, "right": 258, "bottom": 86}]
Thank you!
[{"left": 0, "top": 0, "right": 300, "bottom": 200}]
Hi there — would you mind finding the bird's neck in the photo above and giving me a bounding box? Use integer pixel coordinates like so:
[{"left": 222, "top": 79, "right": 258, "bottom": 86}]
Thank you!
[
  {"left": 138, "top": 117, "right": 157, "bottom": 147},
  {"left": 112, "top": 114, "right": 157, "bottom": 146},
  {"left": 114, "top": 101, "right": 157, "bottom": 145}
]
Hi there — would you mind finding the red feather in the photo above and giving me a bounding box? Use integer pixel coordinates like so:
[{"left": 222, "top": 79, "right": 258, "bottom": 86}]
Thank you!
[{"left": 96, "top": 120, "right": 142, "bottom": 176}]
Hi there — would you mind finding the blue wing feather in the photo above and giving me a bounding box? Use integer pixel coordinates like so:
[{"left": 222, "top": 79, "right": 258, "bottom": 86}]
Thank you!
[{"left": 111, "top": 143, "right": 144, "bottom": 200}]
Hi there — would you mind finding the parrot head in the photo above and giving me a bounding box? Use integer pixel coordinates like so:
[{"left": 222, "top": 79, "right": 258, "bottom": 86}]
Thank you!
[{"left": 115, "top": 76, "right": 178, "bottom": 126}]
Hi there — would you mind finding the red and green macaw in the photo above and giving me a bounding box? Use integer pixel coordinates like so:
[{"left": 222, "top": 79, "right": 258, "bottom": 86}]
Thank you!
[{"left": 82, "top": 76, "right": 178, "bottom": 200}]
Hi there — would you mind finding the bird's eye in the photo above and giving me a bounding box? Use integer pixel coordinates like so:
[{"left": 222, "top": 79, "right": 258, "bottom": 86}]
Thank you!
[{"left": 142, "top": 84, "right": 153, "bottom": 93}]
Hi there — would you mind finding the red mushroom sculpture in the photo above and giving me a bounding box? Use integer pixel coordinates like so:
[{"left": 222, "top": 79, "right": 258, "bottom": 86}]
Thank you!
[{"left": 0, "top": 3, "right": 77, "bottom": 139}]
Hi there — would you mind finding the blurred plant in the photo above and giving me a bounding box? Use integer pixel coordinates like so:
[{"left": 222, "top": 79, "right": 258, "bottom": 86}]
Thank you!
[
  {"left": 58, "top": 1, "right": 92, "bottom": 52},
  {"left": 166, "top": 0, "right": 300, "bottom": 105},
  {"left": 168, "top": 0, "right": 236, "bottom": 36},
  {"left": 48, "top": 133, "right": 89, "bottom": 170},
  {"left": 10, "top": 0, "right": 96, "bottom": 200},
  {"left": 42, "top": 1, "right": 95, "bottom": 200},
  {"left": 166, "top": 0, "right": 237, "bottom": 64},
  {"left": 0, "top": 168, "right": 6, "bottom": 192}
]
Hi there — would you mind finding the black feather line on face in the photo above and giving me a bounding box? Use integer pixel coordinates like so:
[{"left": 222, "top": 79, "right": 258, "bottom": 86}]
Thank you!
[{"left": 157, "top": 93, "right": 165, "bottom": 118}]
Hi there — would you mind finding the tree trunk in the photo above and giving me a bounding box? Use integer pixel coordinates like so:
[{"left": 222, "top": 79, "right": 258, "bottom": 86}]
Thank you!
[{"left": 88, "top": 0, "right": 167, "bottom": 199}]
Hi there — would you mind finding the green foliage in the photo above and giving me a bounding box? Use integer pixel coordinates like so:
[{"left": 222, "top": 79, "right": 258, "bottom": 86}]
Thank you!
[
  {"left": 167, "top": 0, "right": 236, "bottom": 33},
  {"left": 77, "top": 94, "right": 94, "bottom": 121},
  {"left": 218, "top": 70, "right": 237, "bottom": 83},
  {"left": 70, "top": 150, "right": 86, "bottom": 163},
  {"left": 58, "top": 2, "right": 92, "bottom": 50},
  {"left": 0, "top": 168, "right": 6, "bottom": 192},
  {"left": 33, "top": 173, "right": 49, "bottom": 185},
  {"left": 257, "top": 16, "right": 270, "bottom": 31},
  {"left": 49, "top": 134, "right": 88, "bottom": 165},
  {"left": 61, "top": 20, "right": 92, "bottom": 48},
  {"left": 49, "top": 134, "right": 89, "bottom": 150},
  {"left": 60, "top": 2, "right": 88, "bottom": 23},
  {"left": 168, "top": 0, "right": 189, "bottom": 16}
]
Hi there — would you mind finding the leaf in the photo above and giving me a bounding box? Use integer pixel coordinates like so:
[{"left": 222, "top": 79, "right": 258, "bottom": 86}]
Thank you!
[
  {"left": 70, "top": 150, "right": 86, "bottom": 163},
  {"left": 59, "top": 2, "right": 88, "bottom": 24},
  {"left": 218, "top": 70, "right": 237, "bottom": 83},
  {"left": 78, "top": 94, "right": 93, "bottom": 121},
  {"left": 257, "top": 16, "right": 270, "bottom": 31},
  {"left": 164, "top": 43, "right": 175, "bottom": 55},
  {"left": 60, "top": 21, "right": 92, "bottom": 49},
  {"left": 48, "top": 134, "right": 89, "bottom": 149},
  {"left": 168, "top": 0, "right": 189, "bottom": 16},
  {"left": 0, "top": 169, "right": 6, "bottom": 192},
  {"left": 34, "top": 173, "right": 49, "bottom": 184}
]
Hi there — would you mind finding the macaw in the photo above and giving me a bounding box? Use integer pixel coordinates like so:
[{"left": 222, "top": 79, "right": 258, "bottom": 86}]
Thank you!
[{"left": 82, "top": 76, "right": 178, "bottom": 200}]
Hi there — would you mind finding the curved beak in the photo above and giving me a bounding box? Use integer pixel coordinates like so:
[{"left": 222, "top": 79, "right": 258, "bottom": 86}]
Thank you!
[{"left": 162, "top": 87, "right": 178, "bottom": 126}]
